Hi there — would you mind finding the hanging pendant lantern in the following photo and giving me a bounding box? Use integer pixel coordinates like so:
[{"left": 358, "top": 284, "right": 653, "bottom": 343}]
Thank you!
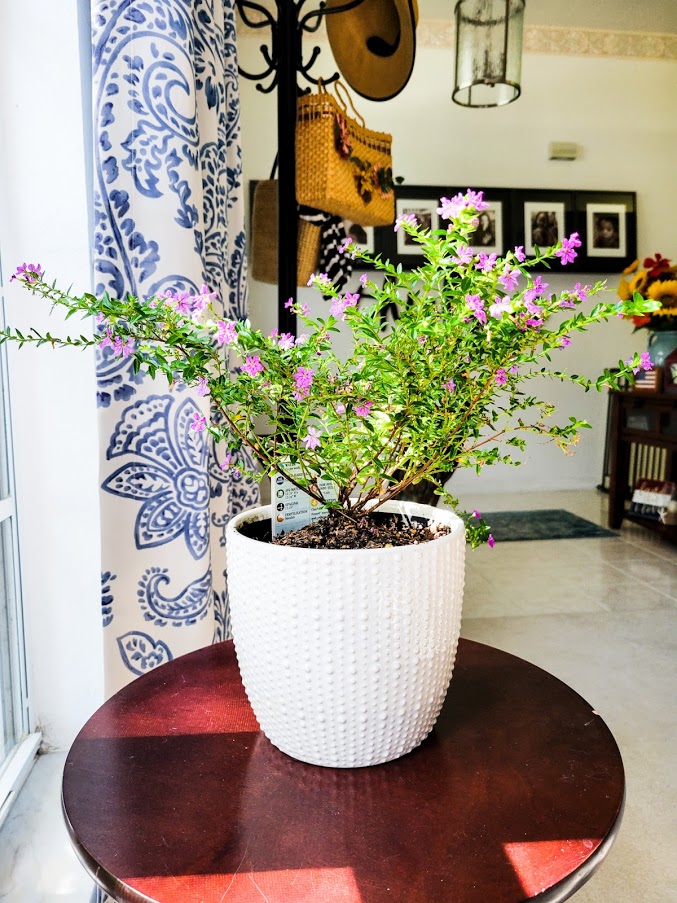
[{"left": 453, "top": 0, "right": 525, "bottom": 108}]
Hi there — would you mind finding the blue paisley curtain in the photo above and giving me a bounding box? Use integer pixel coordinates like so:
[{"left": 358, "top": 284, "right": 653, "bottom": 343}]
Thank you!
[{"left": 92, "top": 0, "right": 259, "bottom": 694}]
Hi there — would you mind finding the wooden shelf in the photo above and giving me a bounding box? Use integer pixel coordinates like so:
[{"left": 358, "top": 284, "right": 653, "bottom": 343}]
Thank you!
[
  {"left": 623, "top": 512, "right": 677, "bottom": 539},
  {"left": 607, "top": 390, "right": 677, "bottom": 544}
]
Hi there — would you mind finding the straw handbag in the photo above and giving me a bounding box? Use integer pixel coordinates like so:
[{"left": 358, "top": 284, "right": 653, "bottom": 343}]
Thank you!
[
  {"left": 296, "top": 80, "right": 395, "bottom": 227},
  {"left": 250, "top": 165, "right": 321, "bottom": 286}
]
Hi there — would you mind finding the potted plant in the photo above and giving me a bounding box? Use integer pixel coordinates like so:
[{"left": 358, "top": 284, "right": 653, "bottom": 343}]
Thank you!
[
  {"left": 4, "top": 190, "right": 655, "bottom": 768},
  {"left": 617, "top": 252, "right": 677, "bottom": 366}
]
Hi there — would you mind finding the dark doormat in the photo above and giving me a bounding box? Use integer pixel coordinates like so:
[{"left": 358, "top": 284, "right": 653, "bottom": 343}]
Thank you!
[{"left": 481, "top": 509, "right": 618, "bottom": 542}]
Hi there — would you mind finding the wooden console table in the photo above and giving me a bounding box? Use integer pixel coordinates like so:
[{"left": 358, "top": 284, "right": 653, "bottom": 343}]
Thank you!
[
  {"left": 62, "top": 639, "right": 625, "bottom": 903},
  {"left": 607, "top": 389, "right": 677, "bottom": 538}
]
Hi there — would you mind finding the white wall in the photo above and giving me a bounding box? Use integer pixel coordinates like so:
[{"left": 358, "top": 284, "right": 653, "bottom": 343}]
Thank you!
[
  {"left": 239, "top": 35, "right": 677, "bottom": 494},
  {"left": 0, "top": 0, "right": 103, "bottom": 749}
]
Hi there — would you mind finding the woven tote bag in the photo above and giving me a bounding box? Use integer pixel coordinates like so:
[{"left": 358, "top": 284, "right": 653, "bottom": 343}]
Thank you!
[
  {"left": 250, "top": 179, "right": 321, "bottom": 286},
  {"left": 296, "top": 80, "right": 395, "bottom": 227}
]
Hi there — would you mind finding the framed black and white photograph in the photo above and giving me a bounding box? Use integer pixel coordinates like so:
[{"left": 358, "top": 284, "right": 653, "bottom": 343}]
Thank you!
[
  {"left": 468, "top": 200, "right": 504, "bottom": 255},
  {"left": 523, "top": 201, "right": 567, "bottom": 255},
  {"left": 585, "top": 202, "right": 627, "bottom": 258},
  {"left": 342, "top": 219, "right": 375, "bottom": 255},
  {"left": 573, "top": 191, "right": 637, "bottom": 273},
  {"left": 395, "top": 198, "right": 439, "bottom": 256}
]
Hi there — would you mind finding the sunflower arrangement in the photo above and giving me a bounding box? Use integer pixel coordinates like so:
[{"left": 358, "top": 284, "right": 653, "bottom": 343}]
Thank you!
[{"left": 618, "top": 253, "right": 677, "bottom": 330}]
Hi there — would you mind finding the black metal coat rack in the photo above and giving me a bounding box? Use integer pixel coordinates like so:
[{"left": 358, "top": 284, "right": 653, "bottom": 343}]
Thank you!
[{"left": 235, "top": 0, "right": 365, "bottom": 336}]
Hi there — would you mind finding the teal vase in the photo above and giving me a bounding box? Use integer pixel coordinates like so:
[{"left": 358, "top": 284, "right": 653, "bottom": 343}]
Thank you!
[{"left": 647, "top": 330, "right": 677, "bottom": 367}]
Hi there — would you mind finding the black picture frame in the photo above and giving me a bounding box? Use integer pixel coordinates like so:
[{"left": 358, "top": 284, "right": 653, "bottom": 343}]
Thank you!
[
  {"left": 573, "top": 191, "right": 637, "bottom": 273},
  {"left": 511, "top": 189, "right": 576, "bottom": 269}
]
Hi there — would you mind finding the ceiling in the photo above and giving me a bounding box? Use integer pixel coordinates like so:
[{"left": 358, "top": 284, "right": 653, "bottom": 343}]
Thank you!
[{"left": 422, "top": 0, "right": 677, "bottom": 34}]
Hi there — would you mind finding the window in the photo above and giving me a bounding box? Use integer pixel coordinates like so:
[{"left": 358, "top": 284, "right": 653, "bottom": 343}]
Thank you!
[{"left": 0, "top": 278, "right": 39, "bottom": 827}]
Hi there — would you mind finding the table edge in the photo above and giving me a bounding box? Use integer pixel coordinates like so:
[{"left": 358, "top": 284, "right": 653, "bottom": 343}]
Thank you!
[
  {"left": 62, "top": 787, "right": 625, "bottom": 903},
  {"left": 531, "top": 791, "right": 625, "bottom": 903}
]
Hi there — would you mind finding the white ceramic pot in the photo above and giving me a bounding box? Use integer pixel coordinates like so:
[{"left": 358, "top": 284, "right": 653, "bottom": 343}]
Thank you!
[{"left": 226, "top": 501, "right": 465, "bottom": 768}]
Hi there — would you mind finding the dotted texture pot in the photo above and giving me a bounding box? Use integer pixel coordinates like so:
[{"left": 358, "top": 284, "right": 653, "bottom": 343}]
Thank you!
[{"left": 226, "top": 501, "right": 465, "bottom": 768}]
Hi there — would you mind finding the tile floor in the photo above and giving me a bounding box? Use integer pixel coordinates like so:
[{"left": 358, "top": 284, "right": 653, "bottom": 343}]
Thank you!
[{"left": 0, "top": 489, "right": 675, "bottom": 902}]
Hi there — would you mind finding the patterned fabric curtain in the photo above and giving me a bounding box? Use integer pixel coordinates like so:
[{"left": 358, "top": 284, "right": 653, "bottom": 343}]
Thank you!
[{"left": 92, "top": 0, "right": 258, "bottom": 695}]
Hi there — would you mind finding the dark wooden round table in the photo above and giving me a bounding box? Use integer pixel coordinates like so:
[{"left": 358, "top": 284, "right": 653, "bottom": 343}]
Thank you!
[{"left": 62, "top": 639, "right": 624, "bottom": 903}]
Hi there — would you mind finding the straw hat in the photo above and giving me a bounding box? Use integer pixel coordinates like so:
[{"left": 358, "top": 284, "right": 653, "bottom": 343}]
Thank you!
[{"left": 326, "top": 0, "right": 418, "bottom": 102}]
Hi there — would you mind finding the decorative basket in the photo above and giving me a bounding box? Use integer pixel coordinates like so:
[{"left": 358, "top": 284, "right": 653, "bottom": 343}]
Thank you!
[
  {"left": 296, "top": 81, "right": 395, "bottom": 227},
  {"left": 250, "top": 179, "right": 321, "bottom": 286}
]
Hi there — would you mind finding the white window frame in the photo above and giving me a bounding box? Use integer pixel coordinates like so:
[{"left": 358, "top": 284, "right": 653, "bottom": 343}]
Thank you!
[{"left": 0, "top": 318, "right": 40, "bottom": 831}]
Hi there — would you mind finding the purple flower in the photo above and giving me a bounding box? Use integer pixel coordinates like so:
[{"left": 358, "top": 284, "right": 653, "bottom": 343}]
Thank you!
[
  {"left": 199, "top": 282, "right": 218, "bottom": 302},
  {"left": 513, "top": 246, "right": 526, "bottom": 263},
  {"left": 354, "top": 399, "right": 373, "bottom": 417},
  {"left": 451, "top": 244, "right": 474, "bottom": 265},
  {"left": 625, "top": 352, "right": 653, "bottom": 375},
  {"left": 465, "top": 189, "right": 489, "bottom": 211},
  {"left": 489, "top": 296, "right": 512, "bottom": 319},
  {"left": 338, "top": 237, "right": 353, "bottom": 254},
  {"left": 573, "top": 282, "right": 589, "bottom": 301},
  {"left": 220, "top": 452, "right": 233, "bottom": 470},
  {"left": 295, "top": 333, "right": 309, "bottom": 346},
  {"left": 498, "top": 266, "right": 520, "bottom": 293},
  {"left": 293, "top": 366, "right": 314, "bottom": 399},
  {"left": 472, "top": 509, "right": 481, "bottom": 519},
  {"left": 111, "top": 335, "right": 132, "bottom": 358},
  {"left": 558, "top": 334, "right": 572, "bottom": 348},
  {"left": 330, "top": 292, "right": 359, "bottom": 320},
  {"left": 285, "top": 297, "right": 295, "bottom": 307},
  {"left": 475, "top": 253, "right": 497, "bottom": 273},
  {"left": 173, "top": 291, "right": 193, "bottom": 316},
  {"left": 559, "top": 298, "right": 576, "bottom": 309},
  {"left": 277, "top": 332, "right": 295, "bottom": 350},
  {"left": 466, "top": 293, "right": 487, "bottom": 324},
  {"left": 359, "top": 273, "right": 368, "bottom": 285},
  {"left": 196, "top": 377, "right": 209, "bottom": 396},
  {"left": 336, "top": 403, "right": 346, "bottom": 414},
  {"left": 524, "top": 275, "right": 548, "bottom": 303},
  {"left": 10, "top": 262, "right": 43, "bottom": 284},
  {"left": 525, "top": 299, "right": 543, "bottom": 317},
  {"left": 302, "top": 426, "right": 322, "bottom": 450},
  {"left": 437, "top": 194, "right": 465, "bottom": 220},
  {"left": 438, "top": 190, "right": 488, "bottom": 220},
  {"left": 190, "top": 412, "right": 207, "bottom": 432},
  {"left": 243, "top": 355, "right": 264, "bottom": 377},
  {"left": 556, "top": 232, "right": 582, "bottom": 266},
  {"left": 395, "top": 213, "right": 417, "bottom": 232},
  {"left": 215, "top": 320, "right": 237, "bottom": 345},
  {"left": 495, "top": 368, "right": 508, "bottom": 386},
  {"left": 314, "top": 273, "right": 332, "bottom": 291},
  {"left": 508, "top": 365, "right": 519, "bottom": 374},
  {"left": 444, "top": 378, "right": 456, "bottom": 393},
  {"left": 487, "top": 534, "right": 496, "bottom": 548},
  {"left": 98, "top": 328, "right": 115, "bottom": 351},
  {"left": 192, "top": 284, "right": 217, "bottom": 315},
  {"left": 330, "top": 297, "right": 346, "bottom": 318}
]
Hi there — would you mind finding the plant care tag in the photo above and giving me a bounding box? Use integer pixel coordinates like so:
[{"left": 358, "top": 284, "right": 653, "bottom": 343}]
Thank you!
[{"left": 271, "top": 463, "right": 337, "bottom": 536}]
